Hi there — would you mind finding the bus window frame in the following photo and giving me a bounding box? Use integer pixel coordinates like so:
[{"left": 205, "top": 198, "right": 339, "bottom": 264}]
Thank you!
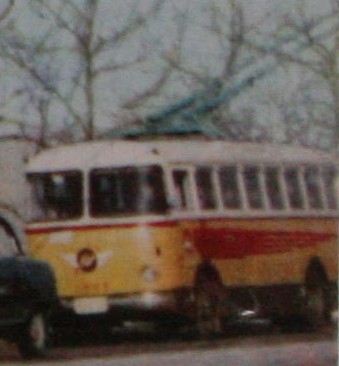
[
  {"left": 242, "top": 165, "right": 265, "bottom": 210},
  {"left": 89, "top": 165, "right": 169, "bottom": 218},
  {"left": 321, "top": 165, "right": 338, "bottom": 210},
  {"left": 217, "top": 165, "right": 243, "bottom": 211},
  {"left": 28, "top": 170, "right": 84, "bottom": 222},
  {"left": 166, "top": 162, "right": 338, "bottom": 217},
  {"left": 303, "top": 165, "right": 324, "bottom": 210},
  {"left": 264, "top": 165, "right": 285, "bottom": 211},
  {"left": 171, "top": 166, "right": 197, "bottom": 212},
  {"left": 283, "top": 165, "right": 305, "bottom": 210},
  {"left": 195, "top": 165, "right": 219, "bottom": 211}
]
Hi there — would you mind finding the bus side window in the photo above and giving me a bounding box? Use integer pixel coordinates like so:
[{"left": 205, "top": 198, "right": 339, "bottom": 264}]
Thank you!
[
  {"left": 243, "top": 166, "right": 264, "bottom": 209},
  {"left": 29, "top": 172, "right": 83, "bottom": 221},
  {"left": 322, "top": 166, "right": 337, "bottom": 210},
  {"left": 265, "top": 167, "right": 284, "bottom": 210},
  {"left": 284, "top": 167, "right": 304, "bottom": 209},
  {"left": 218, "top": 166, "right": 241, "bottom": 209},
  {"left": 139, "top": 166, "right": 168, "bottom": 213},
  {"left": 90, "top": 171, "right": 122, "bottom": 215},
  {"left": 304, "top": 166, "right": 323, "bottom": 209},
  {"left": 195, "top": 167, "right": 217, "bottom": 210},
  {"left": 172, "top": 170, "right": 191, "bottom": 210},
  {"left": 90, "top": 166, "right": 168, "bottom": 216}
]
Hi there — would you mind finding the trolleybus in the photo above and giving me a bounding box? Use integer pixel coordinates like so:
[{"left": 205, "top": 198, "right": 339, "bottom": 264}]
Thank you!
[{"left": 25, "top": 137, "right": 338, "bottom": 335}]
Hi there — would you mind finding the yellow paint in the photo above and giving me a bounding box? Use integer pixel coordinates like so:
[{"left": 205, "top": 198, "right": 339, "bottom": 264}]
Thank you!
[{"left": 27, "top": 217, "right": 337, "bottom": 300}]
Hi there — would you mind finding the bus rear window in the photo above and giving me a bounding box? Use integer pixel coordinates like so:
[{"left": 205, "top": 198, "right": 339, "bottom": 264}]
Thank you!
[
  {"left": 90, "top": 165, "right": 168, "bottom": 217},
  {"left": 28, "top": 171, "right": 83, "bottom": 222}
]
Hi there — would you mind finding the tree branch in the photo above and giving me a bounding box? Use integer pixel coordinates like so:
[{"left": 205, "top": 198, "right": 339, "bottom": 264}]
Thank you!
[{"left": 0, "top": 0, "right": 14, "bottom": 23}]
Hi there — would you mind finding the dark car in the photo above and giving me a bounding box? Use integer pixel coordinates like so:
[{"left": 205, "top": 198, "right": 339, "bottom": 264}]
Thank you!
[{"left": 0, "top": 209, "right": 57, "bottom": 359}]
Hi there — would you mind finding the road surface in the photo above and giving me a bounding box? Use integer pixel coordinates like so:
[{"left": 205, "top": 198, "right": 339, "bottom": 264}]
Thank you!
[{"left": 0, "top": 320, "right": 337, "bottom": 365}]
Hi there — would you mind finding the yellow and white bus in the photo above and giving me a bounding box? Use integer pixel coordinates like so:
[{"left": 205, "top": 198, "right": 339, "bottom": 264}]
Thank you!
[{"left": 25, "top": 138, "right": 338, "bottom": 335}]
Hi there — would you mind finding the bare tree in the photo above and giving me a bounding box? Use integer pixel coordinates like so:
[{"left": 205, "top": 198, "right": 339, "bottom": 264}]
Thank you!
[
  {"left": 141, "top": 0, "right": 268, "bottom": 139},
  {"left": 142, "top": 0, "right": 315, "bottom": 142},
  {"left": 161, "top": 1, "right": 252, "bottom": 100},
  {"left": 2, "top": 0, "right": 336, "bottom": 147},
  {"left": 0, "top": 0, "right": 14, "bottom": 23},
  {"left": 0, "top": 0, "right": 171, "bottom": 142},
  {"left": 249, "top": 0, "right": 339, "bottom": 149},
  {"left": 142, "top": 0, "right": 339, "bottom": 148}
]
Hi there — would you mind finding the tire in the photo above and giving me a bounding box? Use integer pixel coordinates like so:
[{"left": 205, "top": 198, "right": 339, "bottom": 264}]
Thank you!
[
  {"left": 154, "top": 318, "right": 182, "bottom": 338},
  {"left": 303, "top": 274, "right": 330, "bottom": 330},
  {"left": 17, "top": 312, "right": 49, "bottom": 359},
  {"left": 195, "top": 281, "right": 224, "bottom": 338}
]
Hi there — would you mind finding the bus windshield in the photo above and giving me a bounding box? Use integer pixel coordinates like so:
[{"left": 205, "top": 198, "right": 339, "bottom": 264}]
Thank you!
[
  {"left": 90, "top": 165, "right": 168, "bottom": 217},
  {"left": 28, "top": 171, "right": 83, "bottom": 222}
]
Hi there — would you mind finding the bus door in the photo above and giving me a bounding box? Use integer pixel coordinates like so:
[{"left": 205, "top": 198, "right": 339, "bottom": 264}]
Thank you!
[
  {"left": 170, "top": 165, "right": 247, "bottom": 287},
  {"left": 170, "top": 167, "right": 200, "bottom": 283}
]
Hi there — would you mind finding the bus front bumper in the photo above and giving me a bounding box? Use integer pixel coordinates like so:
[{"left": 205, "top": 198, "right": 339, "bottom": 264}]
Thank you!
[{"left": 59, "top": 289, "right": 193, "bottom": 320}]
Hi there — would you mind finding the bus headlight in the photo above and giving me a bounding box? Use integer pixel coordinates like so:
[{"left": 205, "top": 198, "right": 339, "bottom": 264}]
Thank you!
[
  {"left": 77, "top": 248, "right": 97, "bottom": 272},
  {"left": 141, "top": 266, "right": 159, "bottom": 282}
]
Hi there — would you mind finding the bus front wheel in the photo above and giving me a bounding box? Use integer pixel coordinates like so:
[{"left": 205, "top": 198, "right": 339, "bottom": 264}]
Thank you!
[{"left": 17, "top": 312, "right": 49, "bottom": 359}]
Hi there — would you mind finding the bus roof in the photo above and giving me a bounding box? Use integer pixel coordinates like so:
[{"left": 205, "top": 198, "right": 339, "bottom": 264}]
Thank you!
[{"left": 27, "top": 139, "right": 337, "bottom": 173}]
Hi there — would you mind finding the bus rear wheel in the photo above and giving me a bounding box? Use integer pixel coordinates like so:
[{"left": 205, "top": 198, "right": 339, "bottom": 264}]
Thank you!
[
  {"left": 194, "top": 281, "right": 224, "bottom": 338},
  {"left": 303, "top": 274, "right": 330, "bottom": 330}
]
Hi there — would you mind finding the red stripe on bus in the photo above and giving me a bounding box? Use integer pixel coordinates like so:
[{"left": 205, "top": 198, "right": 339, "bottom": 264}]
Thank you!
[
  {"left": 25, "top": 220, "right": 178, "bottom": 235},
  {"left": 192, "top": 228, "right": 334, "bottom": 259},
  {"left": 26, "top": 218, "right": 335, "bottom": 260}
]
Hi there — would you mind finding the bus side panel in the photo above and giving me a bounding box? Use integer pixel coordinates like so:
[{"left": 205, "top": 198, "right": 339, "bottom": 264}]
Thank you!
[
  {"left": 27, "top": 222, "right": 188, "bottom": 299},
  {"left": 187, "top": 217, "right": 337, "bottom": 288},
  {"left": 184, "top": 216, "right": 337, "bottom": 318}
]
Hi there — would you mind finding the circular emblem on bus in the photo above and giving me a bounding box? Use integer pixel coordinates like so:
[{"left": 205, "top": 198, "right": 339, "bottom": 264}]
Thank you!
[{"left": 77, "top": 248, "right": 97, "bottom": 272}]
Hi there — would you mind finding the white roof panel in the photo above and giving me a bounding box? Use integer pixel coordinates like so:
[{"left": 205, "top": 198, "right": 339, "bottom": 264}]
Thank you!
[
  {"left": 27, "top": 139, "right": 337, "bottom": 173},
  {"left": 27, "top": 141, "right": 163, "bottom": 172},
  {"left": 153, "top": 140, "right": 336, "bottom": 165}
]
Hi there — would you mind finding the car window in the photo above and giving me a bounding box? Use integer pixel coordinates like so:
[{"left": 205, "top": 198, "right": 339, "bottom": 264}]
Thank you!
[{"left": 0, "top": 219, "right": 20, "bottom": 258}]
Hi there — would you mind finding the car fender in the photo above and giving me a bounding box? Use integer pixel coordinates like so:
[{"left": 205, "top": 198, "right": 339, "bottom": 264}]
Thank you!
[{"left": 0, "top": 205, "right": 27, "bottom": 254}]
